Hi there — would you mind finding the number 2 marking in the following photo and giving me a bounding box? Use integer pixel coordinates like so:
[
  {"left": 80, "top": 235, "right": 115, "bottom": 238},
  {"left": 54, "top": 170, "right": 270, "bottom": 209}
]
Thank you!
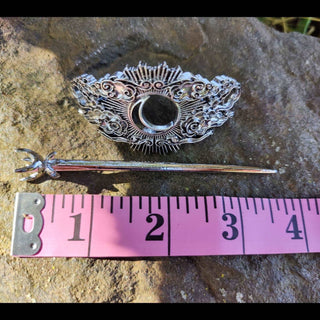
[{"left": 145, "top": 214, "right": 164, "bottom": 241}]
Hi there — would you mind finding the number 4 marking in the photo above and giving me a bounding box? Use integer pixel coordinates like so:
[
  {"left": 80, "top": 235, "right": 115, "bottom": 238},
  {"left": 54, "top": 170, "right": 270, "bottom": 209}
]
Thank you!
[{"left": 286, "top": 215, "right": 303, "bottom": 240}]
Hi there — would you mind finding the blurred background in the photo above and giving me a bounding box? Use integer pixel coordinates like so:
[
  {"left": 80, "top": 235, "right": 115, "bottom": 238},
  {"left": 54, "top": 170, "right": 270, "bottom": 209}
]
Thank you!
[{"left": 260, "top": 17, "right": 320, "bottom": 37}]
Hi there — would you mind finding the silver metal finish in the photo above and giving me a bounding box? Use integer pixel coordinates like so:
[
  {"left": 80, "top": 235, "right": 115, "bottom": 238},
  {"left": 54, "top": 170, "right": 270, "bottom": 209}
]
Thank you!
[
  {"left": 11, "top": 192, "right": 44, "bottom": 256},
  {"left": 71, "top": 61, "right": 241, "bottom": 154},
  {"left": 15, "top": 148, "right": 277, "bottom": 182}
]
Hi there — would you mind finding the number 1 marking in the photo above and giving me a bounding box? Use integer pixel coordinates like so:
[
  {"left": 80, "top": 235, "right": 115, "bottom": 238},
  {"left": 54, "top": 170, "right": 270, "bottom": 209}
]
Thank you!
[{"left": 68, "top": 213, "right": 85, "bottom": 241}]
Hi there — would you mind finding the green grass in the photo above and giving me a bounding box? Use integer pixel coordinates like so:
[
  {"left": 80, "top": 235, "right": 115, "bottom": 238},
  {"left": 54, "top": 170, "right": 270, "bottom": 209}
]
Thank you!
[{"left": 259, "top": 17, "right": 320, "bottom": 37}]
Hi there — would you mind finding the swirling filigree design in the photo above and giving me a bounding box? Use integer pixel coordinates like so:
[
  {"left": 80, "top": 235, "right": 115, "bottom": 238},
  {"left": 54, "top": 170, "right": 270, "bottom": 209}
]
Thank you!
[{"left": 71, "top": 61, "right": 240, "bottom": 154}]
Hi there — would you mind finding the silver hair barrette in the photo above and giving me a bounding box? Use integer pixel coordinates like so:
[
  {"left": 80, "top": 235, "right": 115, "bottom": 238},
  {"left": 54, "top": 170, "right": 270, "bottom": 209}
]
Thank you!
[{"left": 71, "top": 61, "right": 241, "bottom": 154}]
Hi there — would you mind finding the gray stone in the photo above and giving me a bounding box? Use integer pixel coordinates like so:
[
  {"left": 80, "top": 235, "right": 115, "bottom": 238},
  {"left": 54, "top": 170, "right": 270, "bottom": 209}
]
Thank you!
[{"left": 1, "top": 17, "right": 320, "bottom": 302}]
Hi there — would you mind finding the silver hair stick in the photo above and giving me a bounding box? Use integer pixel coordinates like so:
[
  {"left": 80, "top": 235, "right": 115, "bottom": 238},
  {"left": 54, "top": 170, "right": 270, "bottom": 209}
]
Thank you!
[{"left": 15, "top": 148, "right": 277, "bottom": 182}]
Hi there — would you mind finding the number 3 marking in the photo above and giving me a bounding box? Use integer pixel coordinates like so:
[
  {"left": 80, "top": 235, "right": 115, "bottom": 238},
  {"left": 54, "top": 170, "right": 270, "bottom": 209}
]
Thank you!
[{"left": 222, "top": 213, "right": 239, "bottom": 240}]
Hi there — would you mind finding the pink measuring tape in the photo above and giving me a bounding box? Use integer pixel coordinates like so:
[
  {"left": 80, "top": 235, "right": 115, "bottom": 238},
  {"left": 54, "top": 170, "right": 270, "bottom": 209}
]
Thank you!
[{"left": 11, "top": 192, "right": 320, "bottom": 257}]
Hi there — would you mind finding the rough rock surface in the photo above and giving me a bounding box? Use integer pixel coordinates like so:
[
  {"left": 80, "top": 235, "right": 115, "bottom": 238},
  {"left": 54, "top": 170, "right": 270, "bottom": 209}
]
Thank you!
[{"left": 1, "top": 17, "right": 320, "bottom": 302}]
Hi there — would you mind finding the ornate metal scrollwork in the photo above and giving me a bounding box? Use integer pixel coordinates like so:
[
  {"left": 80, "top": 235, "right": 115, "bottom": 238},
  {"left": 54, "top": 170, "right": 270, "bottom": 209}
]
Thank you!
[{"left": 71, "top": 61, "right": 241, "bottom": 154}]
